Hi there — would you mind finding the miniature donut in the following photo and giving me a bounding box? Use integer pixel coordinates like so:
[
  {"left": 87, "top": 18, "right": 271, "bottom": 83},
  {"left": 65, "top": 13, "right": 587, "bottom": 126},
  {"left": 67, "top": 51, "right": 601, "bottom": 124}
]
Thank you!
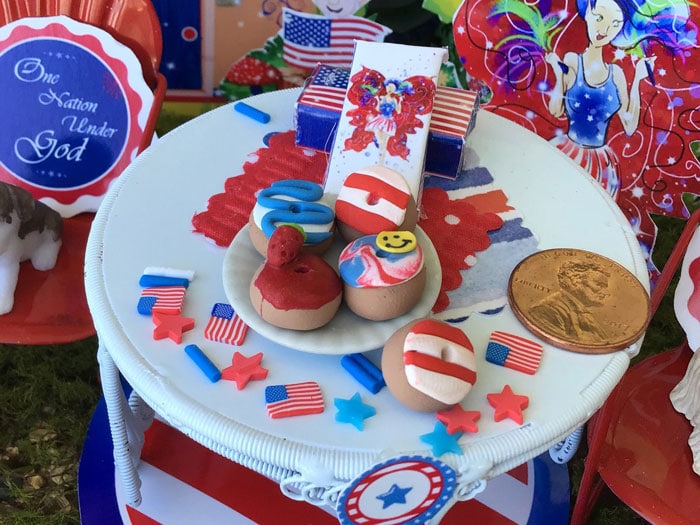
[
  {"left": 338, "top": 230, "right": 425, "bottom": 321},
  {"left": 334, "top": 165, "right": 417, "bottom": 242},
  {"left": 250, "top": 224, "right": 342, "bottom": 331},
  {"left": 249, "top": 179, "right": 335, "bottom": 256},
  {"left": 382, "top": 318, "right": 477, "bottom": 412}
]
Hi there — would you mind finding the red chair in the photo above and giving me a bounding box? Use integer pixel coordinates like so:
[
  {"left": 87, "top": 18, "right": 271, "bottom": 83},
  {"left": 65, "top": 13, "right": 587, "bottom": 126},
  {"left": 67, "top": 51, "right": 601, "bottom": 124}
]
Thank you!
[
  {"left": 570, "top": 209, "right": 700, "bottom": 524},
  {"left": 0, "top": 0, "right": 166, "bottom": 344}
]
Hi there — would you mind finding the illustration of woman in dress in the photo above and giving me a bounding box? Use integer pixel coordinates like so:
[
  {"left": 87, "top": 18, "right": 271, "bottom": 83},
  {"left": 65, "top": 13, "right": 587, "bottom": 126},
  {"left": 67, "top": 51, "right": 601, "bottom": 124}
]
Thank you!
[
  {"left": 365, "top": 79, "right": 405, "bottom": 161},
  {"left": 343, "top": 67, "right": 436, "bottom": 162},
  {"left": 453, "top": 0, "right": 697, "bottom": 275},
  {"left": 544, "top": 0, "right": 689, "bottom": 199},
  {"left": 488, "top": 0, "right": 695, "bottom": 198}
]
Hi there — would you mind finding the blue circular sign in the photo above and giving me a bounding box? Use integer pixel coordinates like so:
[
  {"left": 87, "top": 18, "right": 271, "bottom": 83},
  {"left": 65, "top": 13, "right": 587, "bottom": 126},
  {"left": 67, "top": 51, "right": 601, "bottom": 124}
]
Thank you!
[
  {"left": 0, "top": 37, "right": 128, "bottom": 189},
  {"left": 337, "top": 455, "right": 457, "bottom": 524}
]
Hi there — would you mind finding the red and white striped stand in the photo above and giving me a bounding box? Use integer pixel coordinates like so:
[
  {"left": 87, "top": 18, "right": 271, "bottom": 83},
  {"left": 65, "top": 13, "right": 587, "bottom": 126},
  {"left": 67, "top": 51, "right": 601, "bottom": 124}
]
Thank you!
[{"left": 78, "top": 395, "right": 570, "bottom": 524}]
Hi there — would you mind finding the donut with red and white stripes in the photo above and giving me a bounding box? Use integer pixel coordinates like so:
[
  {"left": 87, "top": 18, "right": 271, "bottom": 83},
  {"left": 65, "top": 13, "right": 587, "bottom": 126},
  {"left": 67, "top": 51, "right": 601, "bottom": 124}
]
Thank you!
[
  {"left": 382, "top": 318, "right": 477, "bottom": 412},
  {"left": 334, "top": 165, "right": 417, "bottom": 241}
]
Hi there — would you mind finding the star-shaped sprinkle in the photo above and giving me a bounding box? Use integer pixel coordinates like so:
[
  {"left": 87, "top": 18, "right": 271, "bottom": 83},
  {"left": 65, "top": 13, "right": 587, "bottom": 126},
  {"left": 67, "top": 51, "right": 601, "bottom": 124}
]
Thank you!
[
  {"left": 487, "top": 385, "right": 529, "bottom": 425},
  {"left": 334, "top": 393, "right": 376, "bottom": 431},
  {"left": 377, "top": 483, "right": 412, "bottom": 509},
  {"left": 152, "top": 312, "right": 195, "bottom": 343},
  {"left": 436, "top": 405, "right": 481, "bottom": 434},
  {"left": 420, "top": 421, "right": 463, "bottom": 457},
  {"left": 221, "top": 351, "right": 268, "bottom": 390}
]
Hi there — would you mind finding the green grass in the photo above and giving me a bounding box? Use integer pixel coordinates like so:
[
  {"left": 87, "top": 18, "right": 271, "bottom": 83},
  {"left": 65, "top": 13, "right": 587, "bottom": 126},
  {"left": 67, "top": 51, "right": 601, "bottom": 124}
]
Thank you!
[
  {"left": 0, "top": 338, "right": 100, "bottom": 525},
  {"left": 0, "top": 107, "right": 695, "bottom": 524}
]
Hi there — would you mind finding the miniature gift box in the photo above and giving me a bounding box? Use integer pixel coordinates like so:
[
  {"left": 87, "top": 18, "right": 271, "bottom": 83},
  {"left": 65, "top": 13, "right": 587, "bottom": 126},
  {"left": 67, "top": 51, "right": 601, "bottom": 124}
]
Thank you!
[{"left": 294, "top": 63, "right": 479, "bottom": 179}]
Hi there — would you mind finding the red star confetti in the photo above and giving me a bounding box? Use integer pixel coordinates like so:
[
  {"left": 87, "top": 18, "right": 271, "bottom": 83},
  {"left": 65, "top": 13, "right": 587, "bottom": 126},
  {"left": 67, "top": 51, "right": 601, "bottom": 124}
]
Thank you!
[
  {"left": 436, "top": 405, "right": 481, "bottom": 434},
  {"left": 152, "top": 312, "right": 195, "bottom": 344},
  {"left": 487, "top": 385, "right": 529, "bottom": 425},
  {"left": 221, "top": 351, "right": 268, "bottom": 390}
]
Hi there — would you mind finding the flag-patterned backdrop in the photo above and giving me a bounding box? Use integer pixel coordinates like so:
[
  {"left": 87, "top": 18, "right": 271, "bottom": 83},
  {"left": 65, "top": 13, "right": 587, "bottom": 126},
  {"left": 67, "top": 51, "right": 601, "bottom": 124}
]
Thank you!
[{"left": 78, "top": 394, "right": 570, "bottom": 524}]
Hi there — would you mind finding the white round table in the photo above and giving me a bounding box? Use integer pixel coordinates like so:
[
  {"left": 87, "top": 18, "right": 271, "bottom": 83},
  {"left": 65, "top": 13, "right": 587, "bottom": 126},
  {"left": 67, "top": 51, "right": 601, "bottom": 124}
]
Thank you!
[{"left": 85, "top": 88, "right": 648, "bottom": 521}]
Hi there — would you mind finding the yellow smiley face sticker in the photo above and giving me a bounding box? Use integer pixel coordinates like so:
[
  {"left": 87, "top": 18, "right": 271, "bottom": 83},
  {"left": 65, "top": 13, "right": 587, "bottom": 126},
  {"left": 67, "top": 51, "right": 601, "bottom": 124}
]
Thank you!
[{"left": 376, "top": 231, "right": 417, "bottom": 253}]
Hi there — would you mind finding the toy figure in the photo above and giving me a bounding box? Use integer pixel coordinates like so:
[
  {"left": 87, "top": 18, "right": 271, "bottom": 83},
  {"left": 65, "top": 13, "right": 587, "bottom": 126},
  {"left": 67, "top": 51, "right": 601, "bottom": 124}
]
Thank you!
[{"left": 0, "top": 182, "right": 62, "bottom": 314}]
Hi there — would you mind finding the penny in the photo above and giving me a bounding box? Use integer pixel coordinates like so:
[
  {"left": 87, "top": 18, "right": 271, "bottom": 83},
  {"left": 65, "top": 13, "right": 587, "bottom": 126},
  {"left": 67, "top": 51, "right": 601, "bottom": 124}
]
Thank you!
[{"left": 507, "top": 249, "right": 650, "bottom": 354}]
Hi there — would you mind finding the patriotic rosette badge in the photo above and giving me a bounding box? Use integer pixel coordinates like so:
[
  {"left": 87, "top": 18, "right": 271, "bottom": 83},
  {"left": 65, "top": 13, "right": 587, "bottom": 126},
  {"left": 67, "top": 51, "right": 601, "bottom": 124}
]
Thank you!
[
  {"left": 337, "top": 456, "right": 456, "bottom": 525},
  {"left": 0, "top": 16, "right": 153, "bottom": 216}
]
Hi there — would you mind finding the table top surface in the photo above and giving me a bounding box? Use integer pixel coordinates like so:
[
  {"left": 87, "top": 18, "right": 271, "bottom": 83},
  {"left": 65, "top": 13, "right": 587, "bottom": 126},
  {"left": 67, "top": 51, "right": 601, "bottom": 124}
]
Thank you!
[{"left": 85, "top": 88, "right": 649, "bottom": 488}]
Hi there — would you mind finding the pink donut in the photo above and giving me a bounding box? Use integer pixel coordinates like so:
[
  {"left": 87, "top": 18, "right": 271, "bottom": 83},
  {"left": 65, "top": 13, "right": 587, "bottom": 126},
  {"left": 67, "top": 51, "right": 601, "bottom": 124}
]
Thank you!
[{"left": 334, "top": 166, "right": 417, "bottom": 241}]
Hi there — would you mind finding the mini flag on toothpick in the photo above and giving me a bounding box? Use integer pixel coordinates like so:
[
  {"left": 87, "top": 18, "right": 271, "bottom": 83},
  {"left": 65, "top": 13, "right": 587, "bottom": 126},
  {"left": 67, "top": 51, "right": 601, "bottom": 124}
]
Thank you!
[
  {"left": 204, "top": 303, "right": 249, "bottom": 345},
  {"left": 138, "top": 286, "right": 187, "bottom": 315},
  {"left": 485, "top": 331, "right": 543, "bottom": 375},
  {"left": 265, "top": 381, "right": 324, "bottom": 419}
]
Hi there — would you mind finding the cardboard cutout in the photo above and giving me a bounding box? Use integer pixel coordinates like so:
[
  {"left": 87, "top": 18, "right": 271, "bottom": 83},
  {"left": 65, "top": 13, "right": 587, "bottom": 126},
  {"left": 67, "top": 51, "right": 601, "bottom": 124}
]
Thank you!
[
  {"left": 219, "top": 2, "right": 391, "bottom": 101},
  {"left": 453, "top": 0, "right": 700, "bottom": 271},
  {"left": 0, "top": 16, "right": 154, "bottom": 217}
]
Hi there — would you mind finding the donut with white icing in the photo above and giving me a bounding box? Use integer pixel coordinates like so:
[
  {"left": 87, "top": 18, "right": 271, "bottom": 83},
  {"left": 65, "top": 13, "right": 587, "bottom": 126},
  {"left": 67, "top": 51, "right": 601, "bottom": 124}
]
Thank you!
[
  {"left": 250, "top": 224, "right": 342, "bottom": 330},
  {"left": 334, "top": 166, "right": 417, "bottom": 242},
  {"left": 382, "top": 318, "right": 477, "bottom": 412},
  {"left": 338, "top": 231, "right": 425, "bottom": 321},
  {"left": 249, "top": 179, "right": 335, "bottom": 256}
]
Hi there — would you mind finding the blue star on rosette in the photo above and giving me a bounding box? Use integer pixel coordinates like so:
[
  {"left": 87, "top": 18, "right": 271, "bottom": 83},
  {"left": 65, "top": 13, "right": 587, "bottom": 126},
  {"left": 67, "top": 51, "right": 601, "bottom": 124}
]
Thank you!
[
  {"left": 377, "top": 483, "right": 412, "bottom": 508},
  {"left": 336, "top": 455, "right": 457, "bottom": 525}
]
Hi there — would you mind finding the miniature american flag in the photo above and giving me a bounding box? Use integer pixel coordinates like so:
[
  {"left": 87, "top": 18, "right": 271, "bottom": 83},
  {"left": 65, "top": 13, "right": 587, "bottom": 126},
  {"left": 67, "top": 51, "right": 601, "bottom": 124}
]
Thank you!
[
  {"left": 265, "top": 381, "right": 324, "bottom": 419},
  {"left": 431, "top": 87, "right": 479, "bottom": 138},
  {"left": 296, "top": 64, "right": 478, "bottom": 146},
  {"left": 204, "top": 303, "right": 248, "bottom": 345},
  {"left": 138, "top": 286, "right": 187, "bottom": 315},
  {"left": 282, "top": 8, "right": 390, "bottom": 69},
  {"left": 485, "top": 331, "right": 543, "bottom": 375},
  {"left": 297, "top": 65, "right": 350, "bottom": 111}
]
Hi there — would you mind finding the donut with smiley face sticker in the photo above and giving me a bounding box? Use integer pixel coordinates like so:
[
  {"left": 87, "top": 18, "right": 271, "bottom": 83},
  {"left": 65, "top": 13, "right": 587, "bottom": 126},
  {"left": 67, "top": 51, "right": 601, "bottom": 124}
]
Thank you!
[{"left": 338, "top": 230, "right": 425, "bottom": 321}]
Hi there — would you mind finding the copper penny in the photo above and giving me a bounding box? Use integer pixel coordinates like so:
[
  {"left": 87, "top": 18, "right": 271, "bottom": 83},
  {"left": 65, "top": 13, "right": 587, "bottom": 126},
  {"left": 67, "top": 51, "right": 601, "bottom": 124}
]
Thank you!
[{"left": 507, "top": 249, "right": 650, "bottom": 354}]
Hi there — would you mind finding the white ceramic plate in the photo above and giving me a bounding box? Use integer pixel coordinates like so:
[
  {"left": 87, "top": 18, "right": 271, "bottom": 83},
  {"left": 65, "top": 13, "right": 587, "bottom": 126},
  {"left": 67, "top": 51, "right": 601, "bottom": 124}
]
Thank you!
[{"left": 222, "top": 226, "right": 442, "bottom": 354}]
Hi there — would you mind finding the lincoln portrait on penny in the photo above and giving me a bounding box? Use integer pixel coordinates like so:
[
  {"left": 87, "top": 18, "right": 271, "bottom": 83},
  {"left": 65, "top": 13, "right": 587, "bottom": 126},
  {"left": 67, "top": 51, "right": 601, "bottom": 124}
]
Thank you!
[{"left": 528, "top": 259, "right": 611, "bottom": 345}]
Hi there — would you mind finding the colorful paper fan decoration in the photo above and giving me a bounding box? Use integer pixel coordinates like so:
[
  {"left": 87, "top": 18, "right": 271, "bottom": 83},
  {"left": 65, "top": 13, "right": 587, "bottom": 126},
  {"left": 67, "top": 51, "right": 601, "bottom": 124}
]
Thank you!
[
  {"left": 452, "top": 0, "right": 700, "bottom": 277},
  {"left": 0, "top": 16, "right": 153, "bottom": 216},
  {"left": 336, "top": 455, "right": 456, "bottom": 524}
]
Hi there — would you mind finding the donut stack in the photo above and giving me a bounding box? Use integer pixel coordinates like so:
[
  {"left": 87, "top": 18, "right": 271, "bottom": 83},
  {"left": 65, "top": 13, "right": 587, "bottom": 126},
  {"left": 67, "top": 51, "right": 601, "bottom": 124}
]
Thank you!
[{"left": 248, "top": 165, "right": 425, "bottom": 329}]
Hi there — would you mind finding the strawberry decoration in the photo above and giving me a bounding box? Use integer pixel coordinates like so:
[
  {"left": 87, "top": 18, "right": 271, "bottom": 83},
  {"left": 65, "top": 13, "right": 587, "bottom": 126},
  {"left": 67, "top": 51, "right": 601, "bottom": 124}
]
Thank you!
[
  {"left": 224, "top": 56, "right": 283, "bottom": 92},
  {"left": 267, "top": 224, "right": 306, "bottom": 267}
]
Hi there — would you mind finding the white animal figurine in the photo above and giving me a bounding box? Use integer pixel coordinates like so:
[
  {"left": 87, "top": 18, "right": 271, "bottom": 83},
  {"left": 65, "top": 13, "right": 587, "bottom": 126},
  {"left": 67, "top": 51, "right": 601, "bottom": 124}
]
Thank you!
[{"left": 0, "top": 182, "right": 63, "bottom": 315}]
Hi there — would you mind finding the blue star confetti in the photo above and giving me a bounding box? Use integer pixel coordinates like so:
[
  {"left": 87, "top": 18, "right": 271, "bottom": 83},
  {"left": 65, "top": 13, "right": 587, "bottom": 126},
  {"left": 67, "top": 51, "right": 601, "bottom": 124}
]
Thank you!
[
  {"left": 419, "top": 421, "right": 464, "bottom": 457},
  {"left": 334, "top": 392, "right": 376, "bottom": 431}
]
